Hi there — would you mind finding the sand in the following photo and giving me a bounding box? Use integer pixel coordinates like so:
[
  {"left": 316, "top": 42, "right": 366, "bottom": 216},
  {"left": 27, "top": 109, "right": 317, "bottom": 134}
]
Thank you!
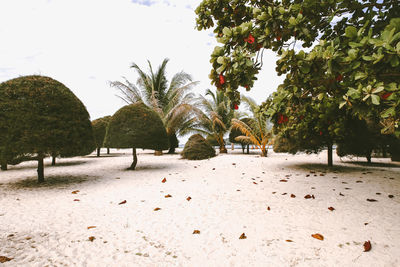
[{"left": 0, "top": 148, "right": 399, "bottom": 266}]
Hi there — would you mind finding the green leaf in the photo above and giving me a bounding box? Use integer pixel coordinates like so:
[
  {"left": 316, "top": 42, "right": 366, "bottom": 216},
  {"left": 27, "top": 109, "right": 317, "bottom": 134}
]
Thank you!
[
  {"left": 354, "top": 72, "right": 367, "bottom": 80},
  {"left": 289, "top": 17, "right": 297, "bottom": 26},
  {"left": 345, "top": 26, "right": 357, "bottom": 39},
  {"left": 318, "top": 93, "right": 324, "bottom": 100},
  {"left": 362, "top": 55, "right": 373, "bottom": 61},
  {"left": 390, "top": 56, "right": 399, "bottom": 67},
  {"left": 347, "top": 88, "right": 360, "bottom": 99},
  {"left": 381, "top": 107, "right": 395, "bottom": 118},
  {"left": 217, "top": 56, "right": 225, "bottom": 64},
  {"left": 371, "top": 94, "right": 380, "bottom": 105}
]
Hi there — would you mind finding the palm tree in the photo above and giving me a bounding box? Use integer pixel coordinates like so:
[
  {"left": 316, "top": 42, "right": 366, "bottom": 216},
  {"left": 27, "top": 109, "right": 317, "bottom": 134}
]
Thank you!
[
  {"left": 195, "top": 89, "right": 234, "bottom": 153},
  {"left": 110, "top": 58, "right": 199, "bottom": 154},
  {"left": 231, "top": 96, "right": 272, "bottom": 156}
]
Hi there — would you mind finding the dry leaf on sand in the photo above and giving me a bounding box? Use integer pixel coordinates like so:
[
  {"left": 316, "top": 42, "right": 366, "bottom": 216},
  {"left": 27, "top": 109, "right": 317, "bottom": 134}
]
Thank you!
[
  {"left": 87, "top": 226, "right": 96, "bottom": 229},
  {"left": 279, "top": 179, "right": 288, "bottom": 182},
  {"left": 290, "top": 194, "right": 296, "bottom": 198},
  {"left": 286, "top": 240, "right": 293, "bottom": 242},
  {"left": 363, "top": 241, "right": 372, "bottom": 252},
  {"left": 311, "top": 233, "right": 324, "bottom": 240},
  {"left": 366, "top": 199, "right": 378, "bottom": 202},
  {"left": 0, "top": 256, "right": 13, "bottom": 263},
  {"left": 162, "top": 178, "right": 167, "bottom": 183},
  {"left": 154, "top": 207, "right": 161, "bottom": 211},
  {"left": 186, "top": 197, "right": 192, "bottom": 201},
  {"left": 71, "top": 190, "right": 80, "bottom": 194},
  {"left": 88, "top": 236, "right": 95, "bottom": 242},
  {"left": 328, "top": 207, "right": 335, "bottom": 211},
  {"left": 73, "top": 199, "right": 80, "bottom": 202},
  {"left": 165, "top": 194, "right": 172, "bottom": 198},
  {"left": 193, "top": 230, "right": 200, "bottom": 234},
  {"left": 118, "top": 200, "right": 127, "bottom": 205},
  {"left": 239, "top": 233, "right": 247, "bottom": 239}
]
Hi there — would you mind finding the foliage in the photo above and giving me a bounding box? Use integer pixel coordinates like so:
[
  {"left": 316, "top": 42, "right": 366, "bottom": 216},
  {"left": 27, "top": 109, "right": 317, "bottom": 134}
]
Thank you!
[
  {"left": 181, "top": 134, "right": 216, "bottom": 160},
  {"left": 0, "top": 75, "right": 95, "bottom": 180},
  {"left": 110, "top": 58, "right": 199, "bottom": 153},
  {"left": 231, "top": 96, "right": 272, "bottom": 156},
  {"left": 104, "top": 102, "right": 169, "bottom": 150},
  {"left": 195, "top": 0, "right": 400, "bottom": 165},
  {"left": 92, "top": 116, "right": 111, "bottom": 149},
  {"left": 195, "top": 89, "right": 235, "bottom": 153}
]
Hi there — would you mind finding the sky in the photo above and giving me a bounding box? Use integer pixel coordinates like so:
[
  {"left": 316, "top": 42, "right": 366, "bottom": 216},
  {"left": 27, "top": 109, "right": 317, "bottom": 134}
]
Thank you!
[{"left": 0, "top": 0, "right": 284, "bottom": 126}]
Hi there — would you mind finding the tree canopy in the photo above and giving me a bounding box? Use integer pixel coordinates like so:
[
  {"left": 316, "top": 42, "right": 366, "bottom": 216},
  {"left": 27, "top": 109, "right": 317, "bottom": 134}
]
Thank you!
[
  {"left": 0, "top": 75, "right": 95, "bottom": 181},
  {"left": 104, "top": 102, "right": 168, "bottom": 169},
  {"left": 182, "top": 134, "right": 216, "bottom": 160},
  {"left": 92, "top": 115, "right": 111, "bottom": 156},
  {"left": 195, "top": 0, "right": 400, "bottom": 165}
]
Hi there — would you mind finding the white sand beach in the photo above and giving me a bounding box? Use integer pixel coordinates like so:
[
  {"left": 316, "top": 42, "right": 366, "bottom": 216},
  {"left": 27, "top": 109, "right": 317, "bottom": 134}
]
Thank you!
[{"left": 0, "top": 149, "right": 399, "bottom": 266}]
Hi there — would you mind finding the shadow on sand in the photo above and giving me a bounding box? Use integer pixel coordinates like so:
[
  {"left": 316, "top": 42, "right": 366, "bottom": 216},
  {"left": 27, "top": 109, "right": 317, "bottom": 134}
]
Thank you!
[
  {"left": 84, "top": 153, "right": 127, "bottom": 158},
  {"left": 7, "top": 175, "right": 98, "bottom": 189}
]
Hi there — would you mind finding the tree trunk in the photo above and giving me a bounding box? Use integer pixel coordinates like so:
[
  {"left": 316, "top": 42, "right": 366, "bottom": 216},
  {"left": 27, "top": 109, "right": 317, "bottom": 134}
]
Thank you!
[
  {"left": 129, "top": 148, "right": 137, "bottom": 170},
  {"left": 366, "top": 149, "right": 372, "bottom": 164},
  {"left": 241, "top": 144, "right": 245, "bottom": 154},
  {"left": 154, "top": 150, "right": 163, "bottom": 156},
  {"left": 37, "top": 154, "right": 45, "bottom": 183},
  {"left": 1, "top": 161, "right": 7, "bottom": 171},
  {"left": 261, "top": 149, "right": 268, "bottom": 157},
  {"left": 168, "top": 147, "right": 175, "bottom": 154},
  {"left": 51, "top": 156, "right": 56, "bottom": 166},
  {"left": 219, "top": 145, "right": 228, "bottom": 153},
  {"left": 246, "top": 144, "right": 249, "bottom": 154},
  {"left": 107, "top": 148, "right": 110, "bottom": 154},
  {"left": 231, "top": 143, "right": 234, "bottom": 151},
  {"left": 97, "top": 148, "right": 100, "bottom": 157},
  {"left": 327, "top": 143, "right": 333, "bottom": 167}
]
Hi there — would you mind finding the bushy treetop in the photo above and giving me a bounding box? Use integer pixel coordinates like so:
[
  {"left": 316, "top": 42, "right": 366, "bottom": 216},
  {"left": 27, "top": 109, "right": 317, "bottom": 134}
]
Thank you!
[
  {"left": 182, "top": 134, "right": 216, "bottom": 160},
  {"left": 0, "top": 75, "right": 94, "bottom": 158},
  {"left": 104, "top": 102, "right": 169, "bottom": 150},
  {"left": 92, "top": 116, "right": 111, "bottom": 148}
]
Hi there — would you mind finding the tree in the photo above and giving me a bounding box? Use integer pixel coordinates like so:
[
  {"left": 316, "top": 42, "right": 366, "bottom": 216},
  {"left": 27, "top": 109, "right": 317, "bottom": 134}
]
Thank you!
[
  {"left": 195, "top": 0, "right": 400, "bottom": 165},
  {"left": 231, "top": 96, "right": 272, "bottom": 156},
  {"left": 92, "top": 116, "right": 111, "bottom": 157},
  {"left": 0, "top": 75, "right": 95, "bottom": 182},
  {"left": 110, "top": 58, "right": 199, "bottom": 154},
  {"left": 195, "top": 89, "right": 235, "bottom": 153},
  {"left": 181, "top": 134, "right": 216, "bottom": 160},
  {"left": 229, "top": 118, "right": 253, "bottom": 154},
  {"left": 104, "top": 102, "right": 168, "bottom": 170}
]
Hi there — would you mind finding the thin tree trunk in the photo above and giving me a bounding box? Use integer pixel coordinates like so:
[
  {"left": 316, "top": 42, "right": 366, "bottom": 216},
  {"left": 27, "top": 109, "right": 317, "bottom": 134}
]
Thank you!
[
  {"left": 107, "top": 148, "right": 110, "bottom": 154},
  {"left": 241, "top": 144, "right": 245, "bottom": 154},
  {"left": 1, "top": 161, "right": 7, "bottom": 171},
  {"left": 97, "top": 148, "right": 100, "bottom": 157},
  {"left": 327, "top": 143, "right": 333, "bottom": 167},
  {"left": 51, "top": 156, "right": 56, "bottom": 166},
  {"left": 231, "top": 143, "right": 234, "bottom": 151},
  {"left": 129, "top": 148, "right": 137, "bottom": 170},
  {"left": 261, "top": 146, "right": 268, "bottom": 157},
  {"left": 219, "top": 145, "right": 227, "bottom": 153},
  {"left": 37, "top": 154, "right": 45, "bottom": 183},
  {"left": 168, "top": 147, "right": 175, "bottom": 154},
  {"left": 366, "top": 149, "right": 372, "bottom": 164},
  {"left": 246, "top": 144, "right": 249, "bottom": 154}
]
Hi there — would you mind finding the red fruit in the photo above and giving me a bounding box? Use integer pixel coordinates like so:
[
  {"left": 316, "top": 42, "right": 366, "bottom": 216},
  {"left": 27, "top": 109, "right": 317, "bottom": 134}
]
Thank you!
[
  {"left": 319, "top": 131, "right": 323, "bottom": 136},
  {"left": 219, "top": 74, "right": 225, "bottom": 85},
  {"left": 336, "top": 74, "right": 343, "bottom": 81},
  {"left": 244, "top": 33, "right": 255, "bottom": 44},
  {"left": 277, "top": 36, "right": 281, "bottom": 41},
  {"left": 381, "top": 92, "right": 392, "bottom": 100},
  {"left": 234, "top": 104, "right": 239, "bottom": 110},
  {"left": 299, "top": 10, "right": 303, "bottom": 14},
  {"left": 244, "top": 85, "right": 249, "bottom": 89}
]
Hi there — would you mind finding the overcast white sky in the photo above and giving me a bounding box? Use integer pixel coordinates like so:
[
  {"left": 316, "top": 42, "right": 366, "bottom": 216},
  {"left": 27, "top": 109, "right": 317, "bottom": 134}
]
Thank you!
[{"left": 0, "top": 0, "right": 284, "bottom": 124}]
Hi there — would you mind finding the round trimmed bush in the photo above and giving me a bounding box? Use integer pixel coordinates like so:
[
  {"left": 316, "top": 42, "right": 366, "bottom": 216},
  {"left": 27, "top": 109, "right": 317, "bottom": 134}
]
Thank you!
[{"left": 182, "top": 134, "right": 216, "bottom": 160}]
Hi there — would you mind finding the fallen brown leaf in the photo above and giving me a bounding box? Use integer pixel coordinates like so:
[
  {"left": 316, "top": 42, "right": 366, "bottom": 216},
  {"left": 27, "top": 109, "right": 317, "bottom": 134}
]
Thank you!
[
  {"left": 239, "top": 233, "right": 247, "bottom": 239},
  {"left": 164, "top": 194, "right": 172, "bottom": 198},
  {"left": 0, "top": 256, "right": 13, "bottom": 263},
  {"left": 186, "top": 197, "right": 192, "bottom": 201},
  {"left": 87, "top": 226, "right": 96, "bottom": 229},
  {"left": 339, "top": 192, "right": 344, "bottom": 196},
  {"left": 282, "top": 193, "right": 287, "bottom": 195},
  {"left": 366, "top": 199, "right": 378, "bottom": 202},
  {"left": 253, "top": 182, "right": 258, "bottom": 185},
  {"left": 73, "top": 199, "right": 80, "bottom": 201},
  {"left": 311, "top": 233, "right": 324, "bottom": 240},
  {"left": 328, "top": 207, "right": 335, "bottom": 211},
  {"left": 193, "top": 230, "right": 200, "bottom": 234},
  {"left": 280, "top": 179, "right": 288, "bottom": 182},
  {"left": 71, "top": 190, "right": 80, "bottom": 194},
  {"left": 304, "top": 194, "right": 312, "bottom": 199},
  {"left": 162, "top": 178, "right": 167, "bottom": 183},
  {"left": 88, "top": 236, "right": 95, "bottom": 242},
  {"left": 290, "top": 194, "right": 296, "bottom": 198},
  {"left": 363, "top": 240, "right": 371, "bottom": 252},
  {"left": 286, "top": 240, "right": 293, "bottom": 242},
  {"left": 154, "top": 207, "right": 161, "bottom": 211},
  {"left": 118, "top": 200, "right": 127, "bottom": 205},
  {"left": 312, "top": 194, "right": 315, "bottom": 199},
  {"left": 267, "top": 206, "right": 270, "bottom": 211},
  {"left": 388, "top": 195, "right": 394, "bottom": 198}
]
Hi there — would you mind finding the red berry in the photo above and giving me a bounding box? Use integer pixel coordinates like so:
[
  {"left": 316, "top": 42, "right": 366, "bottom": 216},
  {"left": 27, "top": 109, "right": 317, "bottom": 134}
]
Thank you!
[
  {"left": 244, "top": 33, "right": 255, "bottom": 44},
  {"left": 336, "top": 74, "right": 343, "bottom": 81},
  {"left": 381, "top": 92, "right": 392, "bottom": 100},
  {"left": 277, "top": 36, "right": 281, "bottom": 41},
  {"left": 234, "top": 104, "right": 239, "bottom": 110},
  {"left": 219, "top": 74, "right": 225, "bottom": 85},
  {"left": 319, "top": 131, "right": 323, "bottom": 136}
]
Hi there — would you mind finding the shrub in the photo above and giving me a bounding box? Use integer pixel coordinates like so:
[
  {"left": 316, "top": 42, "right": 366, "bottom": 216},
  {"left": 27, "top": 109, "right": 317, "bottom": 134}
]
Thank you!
[{"left": 182, "top": 134, "right": 216, "bottom": 160}]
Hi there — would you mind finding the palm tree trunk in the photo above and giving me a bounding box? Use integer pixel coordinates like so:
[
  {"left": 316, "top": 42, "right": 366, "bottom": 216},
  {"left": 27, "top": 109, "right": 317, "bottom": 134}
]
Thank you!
[
  {"left": 261, "top": 146, "right": 268, "bottom": 157},
  {"left": 129, "top": 148, "right": 137, "bottom": 170},
  {"left": 37, "top": 153, "right": 45, "bottom": 183}
]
